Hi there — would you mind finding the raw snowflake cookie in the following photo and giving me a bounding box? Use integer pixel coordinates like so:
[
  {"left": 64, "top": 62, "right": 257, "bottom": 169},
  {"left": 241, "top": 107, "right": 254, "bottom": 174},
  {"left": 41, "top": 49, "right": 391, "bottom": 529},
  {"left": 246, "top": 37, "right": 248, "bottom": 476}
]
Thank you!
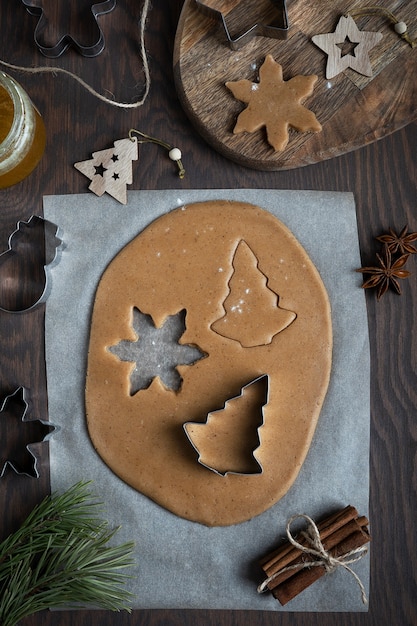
[{"left": 226, "top": 55, "right": 322, "bottom": 151}]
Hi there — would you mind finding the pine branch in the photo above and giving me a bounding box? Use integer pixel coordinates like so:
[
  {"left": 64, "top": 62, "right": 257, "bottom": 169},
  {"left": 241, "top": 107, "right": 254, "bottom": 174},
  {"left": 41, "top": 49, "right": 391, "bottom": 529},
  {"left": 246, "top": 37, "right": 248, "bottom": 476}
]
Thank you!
[{"left": 0, "top": 482, "right": 135, "bottom": 626}]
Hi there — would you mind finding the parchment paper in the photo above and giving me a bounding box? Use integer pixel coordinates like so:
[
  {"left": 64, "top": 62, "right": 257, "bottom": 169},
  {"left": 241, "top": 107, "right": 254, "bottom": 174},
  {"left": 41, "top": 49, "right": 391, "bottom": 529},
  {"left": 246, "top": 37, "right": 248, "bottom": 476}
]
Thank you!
[{"left": 44, "top": 189, "right": 370, "bottom": 612}]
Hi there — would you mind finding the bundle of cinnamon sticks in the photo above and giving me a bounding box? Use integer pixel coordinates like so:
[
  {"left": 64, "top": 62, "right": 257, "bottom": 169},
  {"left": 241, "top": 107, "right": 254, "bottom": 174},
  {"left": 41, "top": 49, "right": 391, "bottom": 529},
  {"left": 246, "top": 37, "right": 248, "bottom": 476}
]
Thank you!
[{"left": 259, "top": 505, "right": 370, "bottom": 605}]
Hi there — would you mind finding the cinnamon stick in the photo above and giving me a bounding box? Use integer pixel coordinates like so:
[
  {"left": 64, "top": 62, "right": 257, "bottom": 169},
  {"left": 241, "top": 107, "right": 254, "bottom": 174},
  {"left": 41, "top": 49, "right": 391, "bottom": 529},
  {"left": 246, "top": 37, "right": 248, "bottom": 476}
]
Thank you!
[
  {"left": 265, "top": 517, "right": 369, "bottom": 590},
  {"left": 260, "top": 505, "right": 360, "bottom": 574},
  {"left": 273, "top": 527, "right": 370, "bottom": 605},
  {"left": 259, "top": 506, "right": 371, "bottom": 606}
]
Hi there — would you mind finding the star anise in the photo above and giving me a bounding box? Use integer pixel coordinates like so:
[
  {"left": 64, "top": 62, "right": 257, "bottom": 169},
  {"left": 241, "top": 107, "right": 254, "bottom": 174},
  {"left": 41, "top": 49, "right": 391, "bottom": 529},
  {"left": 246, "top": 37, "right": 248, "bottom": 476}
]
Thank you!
[
  {"left": 356, "top": 247, "right": 411, "bottom": 300},
  {"left": 376, "top": 225, "right": 417, "bottom": 255}
]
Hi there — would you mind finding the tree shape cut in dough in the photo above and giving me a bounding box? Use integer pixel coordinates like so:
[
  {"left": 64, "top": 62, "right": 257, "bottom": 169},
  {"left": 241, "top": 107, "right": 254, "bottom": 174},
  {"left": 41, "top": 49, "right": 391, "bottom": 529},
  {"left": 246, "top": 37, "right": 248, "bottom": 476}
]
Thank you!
[
  {"left": 108, "top": 308, "right": 206, "bottom": 394},
  {"left": 74, "top": 138, "right": 138, "bottom": 204},
  {"left": 184, "top": 375, "right": 268, "bottom": 476},
  {"left": 211, "top": 240, "right": 296, "bottom": 347},
  {"left": 226, "top": 54, "right": 322, "bottom": 151},
  {"left": 312, "top": 15, "right": 383, "bottom": 79}
]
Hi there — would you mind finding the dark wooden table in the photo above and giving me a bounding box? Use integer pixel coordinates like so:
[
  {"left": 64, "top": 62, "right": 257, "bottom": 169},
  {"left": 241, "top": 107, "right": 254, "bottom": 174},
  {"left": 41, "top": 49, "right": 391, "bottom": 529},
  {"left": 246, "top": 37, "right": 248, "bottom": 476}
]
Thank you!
[{"left": 1, "top": 1, "right": 416, "bottom": 625}]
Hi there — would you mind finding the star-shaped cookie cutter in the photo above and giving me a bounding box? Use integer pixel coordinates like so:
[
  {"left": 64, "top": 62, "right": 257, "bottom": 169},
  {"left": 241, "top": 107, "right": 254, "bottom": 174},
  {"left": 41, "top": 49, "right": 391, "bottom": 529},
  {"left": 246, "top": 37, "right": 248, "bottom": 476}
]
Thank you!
[
  {"left": 183, "top": 374, "right": 268, "bottom": 476},
  {"left": 195, "top": 0, "right": 289, "bottom": 50},
  {"left": 21, "top": 0, "right": 117, "bottom": 58},
  {"left": 0, "top": 387, "right": 59, "bottom": 478}
]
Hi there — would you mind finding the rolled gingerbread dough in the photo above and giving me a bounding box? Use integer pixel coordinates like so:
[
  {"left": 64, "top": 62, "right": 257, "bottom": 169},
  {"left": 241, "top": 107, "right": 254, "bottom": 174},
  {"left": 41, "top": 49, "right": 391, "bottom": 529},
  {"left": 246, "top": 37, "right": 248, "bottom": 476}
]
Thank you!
[{"left": 85, "top": 200, "right": 332, "bottom": 526}]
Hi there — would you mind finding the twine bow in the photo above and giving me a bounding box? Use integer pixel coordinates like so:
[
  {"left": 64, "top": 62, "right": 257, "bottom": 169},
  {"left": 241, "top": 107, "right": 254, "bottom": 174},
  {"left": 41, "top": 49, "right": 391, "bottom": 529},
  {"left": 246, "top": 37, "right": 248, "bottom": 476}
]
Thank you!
[{"left": 257, "top": 514, "right": 368, "bottom": 604}]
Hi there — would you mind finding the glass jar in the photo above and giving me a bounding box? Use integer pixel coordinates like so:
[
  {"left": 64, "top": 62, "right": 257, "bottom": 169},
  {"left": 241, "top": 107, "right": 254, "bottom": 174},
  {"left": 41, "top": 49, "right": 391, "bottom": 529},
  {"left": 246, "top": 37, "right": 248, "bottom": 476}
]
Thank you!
[{"left": 0, "top": 71, "right": 46, "bottom": 189}]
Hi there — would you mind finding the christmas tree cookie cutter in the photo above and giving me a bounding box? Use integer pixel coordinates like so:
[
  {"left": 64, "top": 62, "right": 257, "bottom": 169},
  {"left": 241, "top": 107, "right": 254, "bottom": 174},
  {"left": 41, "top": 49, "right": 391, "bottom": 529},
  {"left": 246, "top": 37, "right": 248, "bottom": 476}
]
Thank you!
[
  {"left": 21, "top": 0, "right": 117, "bottom": 58},
  {"left": 195, "top": 0, "right": 289, "bottom": 50},
  {"left": 0, "top": 387, "right": 59, "bottom": 478},
  {"left": 0, "top": 216, "right": 62, "bottom": 313},
  {"left": 183, "top": 374, "right": 268, "bottom": 476}
]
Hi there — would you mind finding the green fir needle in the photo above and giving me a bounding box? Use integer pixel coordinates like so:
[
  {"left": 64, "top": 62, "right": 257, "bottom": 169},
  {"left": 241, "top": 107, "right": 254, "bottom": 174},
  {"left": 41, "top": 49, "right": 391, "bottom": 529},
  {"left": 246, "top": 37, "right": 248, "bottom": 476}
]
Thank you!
[{"left": 0, "top": 482, "right": 135, "bottom": 626}]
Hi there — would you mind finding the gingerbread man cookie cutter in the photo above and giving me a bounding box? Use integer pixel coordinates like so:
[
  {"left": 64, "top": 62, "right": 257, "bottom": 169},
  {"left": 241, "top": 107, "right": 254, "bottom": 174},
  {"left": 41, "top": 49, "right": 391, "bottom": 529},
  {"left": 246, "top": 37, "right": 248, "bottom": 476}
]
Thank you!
[
  {"left": 21, "top": 0, "right": 117, "bottom": 57},
  {"left": 195, "top": 0, "right": 289, "bottom": 50}
]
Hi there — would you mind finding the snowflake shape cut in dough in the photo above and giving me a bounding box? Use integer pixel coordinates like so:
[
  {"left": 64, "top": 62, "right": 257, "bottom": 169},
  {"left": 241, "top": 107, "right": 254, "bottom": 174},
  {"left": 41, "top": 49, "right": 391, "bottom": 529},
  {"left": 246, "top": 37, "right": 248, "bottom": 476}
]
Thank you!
[
  {"left": 226, "top": 55, "right": 322, "bottom": 152},
  {"left": 109, "top": 308, "right": 207, "bottom": 394}
]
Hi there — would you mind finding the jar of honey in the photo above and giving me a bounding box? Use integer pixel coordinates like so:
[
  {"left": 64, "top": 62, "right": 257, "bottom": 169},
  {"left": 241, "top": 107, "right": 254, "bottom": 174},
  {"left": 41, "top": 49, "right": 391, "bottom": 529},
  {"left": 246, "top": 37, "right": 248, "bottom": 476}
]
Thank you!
[{"left": 0, "top": 72, "right": 46, "bottom": 189}]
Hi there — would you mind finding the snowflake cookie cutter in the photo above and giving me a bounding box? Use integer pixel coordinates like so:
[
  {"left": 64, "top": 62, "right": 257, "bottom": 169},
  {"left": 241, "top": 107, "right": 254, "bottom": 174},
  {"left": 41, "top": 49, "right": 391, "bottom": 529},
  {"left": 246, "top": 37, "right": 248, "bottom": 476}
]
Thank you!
[
  {"left": 0, "top": 215, "right": 62, "bottom": 314},
  {"left": 0, "top": 387, "right": 59, "bottom": 478},
  {"left": 21, "top": 0, "right": 117, "bottom": 58},
  {"left": 195, "top": 0, "right": 289, "bottom": 50},
  {"left": 183, "top": 374, "right": 269, "bottom": 476}
]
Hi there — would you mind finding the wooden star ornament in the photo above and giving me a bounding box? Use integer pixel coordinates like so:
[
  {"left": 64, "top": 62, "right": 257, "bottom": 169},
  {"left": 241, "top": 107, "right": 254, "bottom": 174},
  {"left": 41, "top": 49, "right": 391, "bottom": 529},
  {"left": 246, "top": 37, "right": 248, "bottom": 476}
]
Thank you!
[
  {"left": 312, "top": 14, "right": 383, "bottom": 79},
  {"left": 226, "top": 55, "right": 322, "bottom": 152}
]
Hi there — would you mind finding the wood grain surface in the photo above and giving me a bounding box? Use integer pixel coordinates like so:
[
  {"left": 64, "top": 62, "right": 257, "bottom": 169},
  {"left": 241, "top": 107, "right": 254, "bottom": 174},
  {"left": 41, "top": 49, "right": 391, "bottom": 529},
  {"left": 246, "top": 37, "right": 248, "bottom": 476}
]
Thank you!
[
  {"left": 174, "top": 0, "right": 417, "bottom": 170},
  {"left": 0, "top": 0, "right": 416, "bottom": 625}
]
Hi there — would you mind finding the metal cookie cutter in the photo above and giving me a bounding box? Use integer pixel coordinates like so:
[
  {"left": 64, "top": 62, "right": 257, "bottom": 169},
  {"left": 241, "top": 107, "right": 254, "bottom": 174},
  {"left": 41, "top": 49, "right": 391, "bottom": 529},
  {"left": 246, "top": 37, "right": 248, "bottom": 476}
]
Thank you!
[
  {"left": 195, "top": 0, "right": 289, "bottom": 50},
  {"left": 0, "top": 387, "right": 59, "bottom": 478},
  {"left": 21, "top": 0, "right": 117, "bottom": 58},
  {"left": 183, "top": 374, "right": 269, "bottom": 476},
  {"left": 0, "top": 215, "right": 62, "bottom": 313}
]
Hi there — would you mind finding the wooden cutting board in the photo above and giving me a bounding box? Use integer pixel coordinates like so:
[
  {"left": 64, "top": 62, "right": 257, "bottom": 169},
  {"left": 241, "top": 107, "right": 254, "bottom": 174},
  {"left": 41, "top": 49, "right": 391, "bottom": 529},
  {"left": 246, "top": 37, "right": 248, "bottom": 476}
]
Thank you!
[{"left": 173, "top": 0, "right": 417, "bottom": 170}]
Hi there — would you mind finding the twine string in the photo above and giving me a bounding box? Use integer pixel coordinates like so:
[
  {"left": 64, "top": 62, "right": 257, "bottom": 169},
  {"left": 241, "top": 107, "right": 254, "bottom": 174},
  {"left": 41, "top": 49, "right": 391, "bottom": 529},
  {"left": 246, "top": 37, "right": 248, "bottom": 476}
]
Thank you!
[
  {"left": 128, "top": 128, "right": 185, "bottom": 178},
  {"left": 129, "top": 128, "right": 172, "bottom": 151},
  {"left": 0, "top": 0, "right": 152, "bottom": 108},
  {"left": 257, "top": 514, "right": 368, "bottom": 605},
  {"left": 346, "top": 6, "right": 416, "bottom": 47}
]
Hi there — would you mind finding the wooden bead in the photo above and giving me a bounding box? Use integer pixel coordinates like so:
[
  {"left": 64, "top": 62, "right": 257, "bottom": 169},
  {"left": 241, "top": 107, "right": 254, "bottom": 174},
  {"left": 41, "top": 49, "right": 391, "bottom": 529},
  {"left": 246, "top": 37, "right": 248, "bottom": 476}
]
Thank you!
[
  {"left": 169, "top": 147, "right": 182, "bottom": 161},
  {"left": 394, "top": 21, "right": 407, "bottom": 35}
]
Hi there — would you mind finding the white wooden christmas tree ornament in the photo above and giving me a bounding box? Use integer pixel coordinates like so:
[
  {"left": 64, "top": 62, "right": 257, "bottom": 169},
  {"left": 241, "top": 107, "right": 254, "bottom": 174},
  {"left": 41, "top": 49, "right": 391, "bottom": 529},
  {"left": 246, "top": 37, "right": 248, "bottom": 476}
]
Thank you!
[
  {"left": 74, "top": 130, "right": 185, "bottom": 205},
  {"left": 74, "top": 138, "right": 138, "bottom": 205}
]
